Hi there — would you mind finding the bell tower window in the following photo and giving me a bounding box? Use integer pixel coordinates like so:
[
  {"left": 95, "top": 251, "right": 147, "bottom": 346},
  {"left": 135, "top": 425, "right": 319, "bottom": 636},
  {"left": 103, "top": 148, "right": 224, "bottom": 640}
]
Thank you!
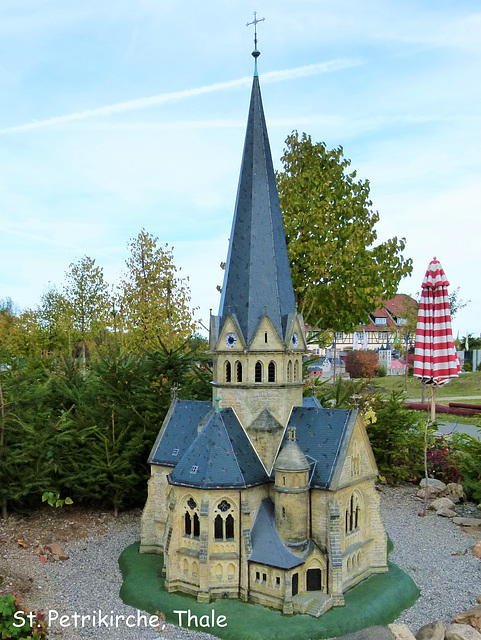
[
  {"left": 268, "top": 361, "right": 276, "bottom": 382},
  {"left": 287, "top": 360, "right": 292, "bottom": 382},
  {"left": 225, "top": 361, "right": 231, "bottom": 383},
  {"left": 255, "top": 361, "right": 262, "bottom": 382},
  {"left": 294, "top": 359, "right": 299, "bottom": 381},
  {"left": 236, "top": 361, "right": 243, "bottom": 382}
]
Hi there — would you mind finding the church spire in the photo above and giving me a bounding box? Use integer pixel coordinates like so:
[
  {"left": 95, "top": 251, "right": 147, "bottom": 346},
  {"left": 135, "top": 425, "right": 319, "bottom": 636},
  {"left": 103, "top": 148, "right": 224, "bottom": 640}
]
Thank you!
[{"left": 218, "top": 49, "right": 296, "bottom": 345}]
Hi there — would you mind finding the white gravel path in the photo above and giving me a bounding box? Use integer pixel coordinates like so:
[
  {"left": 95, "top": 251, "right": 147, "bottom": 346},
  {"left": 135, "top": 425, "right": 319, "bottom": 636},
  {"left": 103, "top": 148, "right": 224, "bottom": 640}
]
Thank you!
[{"left": 24, "top": 485, "right": 481, "bottom": 640}]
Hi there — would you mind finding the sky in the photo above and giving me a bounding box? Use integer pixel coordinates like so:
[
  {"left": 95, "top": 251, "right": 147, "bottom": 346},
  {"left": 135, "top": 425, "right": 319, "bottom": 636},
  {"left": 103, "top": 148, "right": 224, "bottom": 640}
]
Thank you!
[{"left": 1, "top": 0, "right": 480, "bottom": 340}]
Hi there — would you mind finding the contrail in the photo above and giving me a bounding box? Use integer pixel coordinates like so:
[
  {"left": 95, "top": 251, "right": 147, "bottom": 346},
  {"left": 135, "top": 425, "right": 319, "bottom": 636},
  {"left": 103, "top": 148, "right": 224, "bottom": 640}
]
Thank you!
[{"left": 1, "top": 58, "right": 360, "bottom": 134}]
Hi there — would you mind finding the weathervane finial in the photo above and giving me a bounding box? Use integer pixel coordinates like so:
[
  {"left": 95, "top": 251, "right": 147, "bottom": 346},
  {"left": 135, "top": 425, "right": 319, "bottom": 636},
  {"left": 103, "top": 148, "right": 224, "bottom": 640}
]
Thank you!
[{"left": 246, "top": 11, "right": 265, "bottom": 75}]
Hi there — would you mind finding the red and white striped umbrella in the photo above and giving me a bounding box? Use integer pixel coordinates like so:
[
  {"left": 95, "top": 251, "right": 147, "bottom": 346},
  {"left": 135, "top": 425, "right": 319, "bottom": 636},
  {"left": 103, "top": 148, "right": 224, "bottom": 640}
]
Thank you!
[{"left": 413, "top": 257, "right": 461, "bottom": 419}]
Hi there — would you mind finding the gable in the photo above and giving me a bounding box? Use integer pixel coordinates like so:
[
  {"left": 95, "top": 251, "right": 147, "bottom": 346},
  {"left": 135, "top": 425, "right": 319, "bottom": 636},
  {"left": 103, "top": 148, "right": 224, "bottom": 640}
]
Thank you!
[
  {"left": 215, "top": 314, "right": 247, "bottom": 352},
  {"left": 285, "top": 313, "right": 308, "bottom": 352},
  {"left": 329, "top": 413, "right": 379, "bottom": 490},
  {"left": 249, "top": 315, "right": 284, "bottom": 351}
]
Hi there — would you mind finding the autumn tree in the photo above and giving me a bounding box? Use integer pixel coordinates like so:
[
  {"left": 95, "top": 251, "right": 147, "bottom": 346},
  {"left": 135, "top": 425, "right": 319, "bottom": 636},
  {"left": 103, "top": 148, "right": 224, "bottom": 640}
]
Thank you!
[
  {"left": 344, "top": 350, "right": 379, "bottom": 379},
  {"left": 64, "top": 256, "right": 110, "bottom": 363},
  {"left": 35, "top": 286, "right": 74, "bottom": 357},
  {"left": 276, "top": 132, "right": 413, "bottom": 331},
  {"left": 119, "top": 229, "right": 197, "bottom": 352}
]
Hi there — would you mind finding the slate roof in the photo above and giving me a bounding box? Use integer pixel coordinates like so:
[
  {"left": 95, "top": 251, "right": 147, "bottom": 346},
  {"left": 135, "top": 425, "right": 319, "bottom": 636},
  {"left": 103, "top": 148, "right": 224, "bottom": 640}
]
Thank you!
[
  {"left": 218, "top": 74, "right": 296, "bottom": 345},
  {"left": 249, "top": 498, "right": 304, "bottom": 569},
  {"left": 284, "top": 407, "right": 354, "bottom": 488},
  {"left": 169, "top": 408, "right": 269, "bottom": 489},
  {"left": 302, "top": 396, "right": 322, "bottom": 409},
  {"left": 148, "top": 399, "right": 211, "bottom": 466}
]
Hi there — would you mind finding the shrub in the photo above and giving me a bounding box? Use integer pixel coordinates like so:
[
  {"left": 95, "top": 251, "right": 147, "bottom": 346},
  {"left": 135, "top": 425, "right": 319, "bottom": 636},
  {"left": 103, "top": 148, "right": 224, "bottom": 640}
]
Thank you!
[
  {"left": 368, "top": 391, "right": 432, "bottom": 483},
  {"left": 426, "top": 436, "right": 462, "bottom": 484},
  {"left": 455, "top": 432, "right": 481, "bottom": 503},
  {"left": 345, "top": 350, "right": 379, "bottom": 379},
  {"left": 477, "top": 362, "right": 481, "bottom": 372},
  {"left": 0, "top": 594, "right": 48, "bottom": 639},
  {"left": 376, "top": 365, "right": 387, "bottom": 378},
  {"left": 463, "top": 361, "right": 473, "bottom": 372}
]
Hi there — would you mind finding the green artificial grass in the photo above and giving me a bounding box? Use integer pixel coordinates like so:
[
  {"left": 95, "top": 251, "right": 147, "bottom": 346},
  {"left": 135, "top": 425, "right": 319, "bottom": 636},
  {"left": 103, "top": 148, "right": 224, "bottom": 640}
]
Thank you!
[
  {"left": 370, "top": 371, "right": 481, "bottom": 400},
  {"left": 119, "top": 539, "right": 419, "bottom": 640}
]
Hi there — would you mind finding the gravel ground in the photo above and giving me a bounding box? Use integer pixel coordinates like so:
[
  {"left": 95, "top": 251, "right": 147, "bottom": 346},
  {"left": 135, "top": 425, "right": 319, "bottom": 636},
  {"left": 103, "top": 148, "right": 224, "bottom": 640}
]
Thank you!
[{"left": 1, "top": 485, "right": 480, "bottom": 640}]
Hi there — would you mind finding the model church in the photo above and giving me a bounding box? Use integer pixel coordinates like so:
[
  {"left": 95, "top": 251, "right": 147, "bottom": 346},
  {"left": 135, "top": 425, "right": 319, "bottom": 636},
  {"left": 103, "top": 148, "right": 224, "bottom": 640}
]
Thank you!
[{"left": 140, "top": 48, "right": 388, "bottom": 617}]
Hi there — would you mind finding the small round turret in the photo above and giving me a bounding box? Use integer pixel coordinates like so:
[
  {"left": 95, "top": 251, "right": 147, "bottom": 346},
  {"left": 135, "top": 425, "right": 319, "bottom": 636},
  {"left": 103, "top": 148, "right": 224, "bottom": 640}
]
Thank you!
[{"left": 274, "top": 428, "right": 310, "bottom": 545}]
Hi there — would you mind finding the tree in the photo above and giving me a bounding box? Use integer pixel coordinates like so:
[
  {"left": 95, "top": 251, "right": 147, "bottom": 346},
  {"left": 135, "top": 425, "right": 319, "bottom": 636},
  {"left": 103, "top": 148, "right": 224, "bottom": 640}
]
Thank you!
[
  {"left": 276, "top": 132, "right": 413, "bottom": 331},
  {"left": 64, "top": 256, "right": 110, "bottom": 363},
  {"left": 119, "top": 229, "right": 197, "bottom": 352},
  {"left": 35, "top": 286, "right": 74, "bottom": 357},
  {"left": 344, "top": 350, "right": 379, "bottom": 379}
]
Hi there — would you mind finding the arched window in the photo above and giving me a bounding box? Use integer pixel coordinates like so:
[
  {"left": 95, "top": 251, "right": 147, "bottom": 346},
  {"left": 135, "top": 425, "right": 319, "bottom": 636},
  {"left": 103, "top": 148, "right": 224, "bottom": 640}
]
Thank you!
[
  {"left": 184, "top": 512, "right": 192, "bottom": 536},
  {"left": 345, "top": 493, "right": 361, "bottom": 534},
  {"left": 287, "top": 360, "right": 293, "bottom": 382},
  {"left": 214, "top": 515, "right": 223, "bottom": 540},
  {"left": 227, "top": 563, "right": 235, "bottom": 580},
  {"left": 183, "top": 559, "right": 189, "bottom": 573},
  {"left": 193, "top": 513, "right": 200, "bottom": 538},
  {"left": 214, "top": 500, "right": 235, "bottom": 541},
  {"left": 225, "top": 361, "right": 231, "bottom": 382},
  {"left": 226, "top": 514, "right": 234, "bottom": 539},
  {"left": 184, "top": 497, "right": 200, "bottom": 539},
  {"left": 236, "top": 361, "right": 242, "bottom": 382},
  {"left": 268, "top": 361, "right": 276, "bottom": 382},
  {"left": 216, "top": 563, "right": 223, "bottom": 578},
  {"left": 282, "top": 507, "right": 286, "bottom": 519},
  {"left": 294, "top": 359, "right": 299, "bottom": 380},
  {"left": 255, "top": 361, "right": 262, "bottom": 383},
  {"left": 192, "top": 561, "right": 198, "bottom": 575}
]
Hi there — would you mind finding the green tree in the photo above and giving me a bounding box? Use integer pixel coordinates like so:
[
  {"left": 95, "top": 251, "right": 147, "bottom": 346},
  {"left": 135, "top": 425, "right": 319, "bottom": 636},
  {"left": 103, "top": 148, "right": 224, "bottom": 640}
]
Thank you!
[
  {"left": 119, "top": 229, "right": 197, "bottom": 352},
  {"left": 64, "top": 256, "right": 110, "bottom": 363},
  {"left": 36, "top": 285, "right": 74, "bottom": 357},
  {"left": 276, "top": 132, "right": 413, "bottom": 331}
]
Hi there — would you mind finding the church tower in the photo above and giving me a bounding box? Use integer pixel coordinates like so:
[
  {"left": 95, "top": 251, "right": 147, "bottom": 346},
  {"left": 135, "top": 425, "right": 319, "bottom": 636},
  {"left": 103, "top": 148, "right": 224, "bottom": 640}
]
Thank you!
[{"left": 208, "top": 49, "right": 307, "bottom": 471}]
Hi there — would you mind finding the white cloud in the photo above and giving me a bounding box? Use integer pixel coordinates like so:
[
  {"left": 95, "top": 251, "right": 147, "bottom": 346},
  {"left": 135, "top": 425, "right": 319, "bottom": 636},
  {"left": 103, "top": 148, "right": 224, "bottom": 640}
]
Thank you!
[{"left": 0, "top": 59, "right": 361, "bottom": 134}]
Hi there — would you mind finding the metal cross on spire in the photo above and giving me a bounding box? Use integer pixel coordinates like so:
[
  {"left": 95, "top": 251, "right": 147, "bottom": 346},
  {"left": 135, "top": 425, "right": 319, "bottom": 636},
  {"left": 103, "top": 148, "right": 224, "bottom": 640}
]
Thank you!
[{"left": 246, "top": 12, "right": 265, "bottom": 73}]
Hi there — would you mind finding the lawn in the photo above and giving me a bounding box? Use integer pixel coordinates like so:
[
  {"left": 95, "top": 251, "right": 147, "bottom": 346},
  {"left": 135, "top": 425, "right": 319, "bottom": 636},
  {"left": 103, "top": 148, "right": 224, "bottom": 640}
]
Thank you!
[
  {"left": 369, "top": 372, "right": 481, "bottom": 400},
  {"left": 119, "top": 540, "right": 419, "bottom": 640}
]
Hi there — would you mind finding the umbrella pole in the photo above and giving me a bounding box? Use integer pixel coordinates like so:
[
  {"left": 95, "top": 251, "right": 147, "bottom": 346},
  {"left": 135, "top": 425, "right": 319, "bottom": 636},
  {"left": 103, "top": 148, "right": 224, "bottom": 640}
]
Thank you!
[{"left": 431, "top": 386, "right": 436, "bottom": 423}]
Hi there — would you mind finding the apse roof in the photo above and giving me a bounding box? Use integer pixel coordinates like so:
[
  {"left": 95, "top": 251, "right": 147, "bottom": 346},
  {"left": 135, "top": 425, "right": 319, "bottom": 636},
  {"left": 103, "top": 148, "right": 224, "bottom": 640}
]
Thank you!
[
  {"left": 168, "top": 408, "right": 269, "bottom": 489},
  {"left": 249, "top": 498, "right": 304, "bottom": 570}
]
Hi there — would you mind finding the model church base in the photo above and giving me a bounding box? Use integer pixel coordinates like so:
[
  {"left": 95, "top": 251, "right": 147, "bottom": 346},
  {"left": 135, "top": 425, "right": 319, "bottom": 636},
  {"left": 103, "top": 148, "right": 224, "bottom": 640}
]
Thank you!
[{"left": 119, "top": 541, "right": 419, "bottom": 640}]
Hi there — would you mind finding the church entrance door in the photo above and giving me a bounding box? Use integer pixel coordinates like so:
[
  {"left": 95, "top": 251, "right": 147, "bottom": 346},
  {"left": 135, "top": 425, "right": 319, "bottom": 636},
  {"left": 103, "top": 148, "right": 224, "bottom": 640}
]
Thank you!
[
  {"left": 307, "top": 568, "right": 322, "bottom": 591},
  {"left": 292, "top": 573, "right": 299, "bottom": 596}
]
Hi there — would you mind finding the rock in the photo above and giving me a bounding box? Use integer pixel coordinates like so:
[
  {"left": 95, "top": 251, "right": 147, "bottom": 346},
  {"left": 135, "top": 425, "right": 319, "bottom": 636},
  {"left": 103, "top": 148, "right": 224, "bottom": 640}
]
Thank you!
[
  {"left": 44, "top": 542, "right": 65, "bottom": 556},
  {"left": 420, "top": 478, "right": 447, "bottom": 490},
  {"left": 437, "top": 507, "right": 457, "bottom": 517},
  {"left": 477, "top": 596, "right": 481, "bottom": 604},
  {"left": 442, "top": 483, "right": 465, "bottom": 501},
  {"left": 453, "top": 605, "right": 481, "bottom": 632},
  {"left": 446, "top": 623, "right": 481, "bottom": 639},
  {"left": 418, "top": 487, "right": 443, "bottom": 500},
  {"left": 453, "top": 518, "right": 481, "bottom": 527},
  {"left": 473, "top": 542, "right": 481, "bottom": 560},
  {"left": 431, "top": 497, "right": 456, "bottom": 511},
  {"left": 415, "top": 621, "right": 445, "bottom": 640},
  {"left": 388, "top": 623, "right": 417, "bottom": 639}
]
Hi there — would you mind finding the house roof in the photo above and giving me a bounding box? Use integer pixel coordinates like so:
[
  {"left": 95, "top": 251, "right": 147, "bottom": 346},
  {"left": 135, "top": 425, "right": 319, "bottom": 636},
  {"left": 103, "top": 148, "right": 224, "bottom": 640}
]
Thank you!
[
  {"left": 284, "top": 407, "right": 354, "bottom": 488},
  {"left": 148, "top": 399, "right": 212, "bottom": 466},
  {"left": 168, "top": 407, "right": 269, "bottom": 489},
  {"left": 249, "top": 498, "right": 304, "bottom": 569},
  {"left": 217, "top": 74, "right": 296, "bottom": 345},
  {"left": 274, "top": 439, "right": 310, "bottom": 472}
]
